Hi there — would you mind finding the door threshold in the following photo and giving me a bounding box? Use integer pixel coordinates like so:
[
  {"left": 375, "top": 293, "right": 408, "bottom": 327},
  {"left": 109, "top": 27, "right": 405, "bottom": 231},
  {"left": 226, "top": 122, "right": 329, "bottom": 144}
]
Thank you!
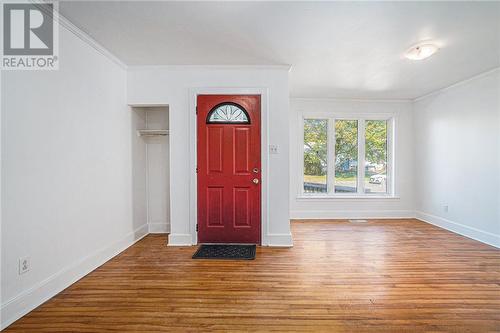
[{"left": 199, "top": 242, "right": 259, "bottom": 246}]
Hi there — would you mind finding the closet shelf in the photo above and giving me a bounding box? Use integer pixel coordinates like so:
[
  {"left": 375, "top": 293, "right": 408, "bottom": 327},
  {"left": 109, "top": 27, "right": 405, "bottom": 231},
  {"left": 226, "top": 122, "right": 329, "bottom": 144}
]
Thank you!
[{"left": 137, "top": 129, "right": 169, "bottom": 137}]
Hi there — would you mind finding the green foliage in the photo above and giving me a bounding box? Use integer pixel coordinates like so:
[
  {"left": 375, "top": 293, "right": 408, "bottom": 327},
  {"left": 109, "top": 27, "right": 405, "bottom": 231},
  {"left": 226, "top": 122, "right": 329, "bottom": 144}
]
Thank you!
[
  {"left": 303, "top": 119, "right": 327, "bottom": 176},
  {"left": 365, "top": 120, "right": 387, "bottom": 165},
  {"left": 335, "top": 120, "right": 358, "bottom": 172},
  {"left": 304, "top": 119, "right": 388, "bottom": 178}
]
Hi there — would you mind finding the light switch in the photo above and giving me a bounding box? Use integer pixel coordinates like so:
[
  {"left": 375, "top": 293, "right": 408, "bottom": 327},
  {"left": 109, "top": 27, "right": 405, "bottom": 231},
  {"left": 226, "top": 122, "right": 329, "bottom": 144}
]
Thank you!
[{"left": 269, "top": 144, "right": 279, "bottom": 154}]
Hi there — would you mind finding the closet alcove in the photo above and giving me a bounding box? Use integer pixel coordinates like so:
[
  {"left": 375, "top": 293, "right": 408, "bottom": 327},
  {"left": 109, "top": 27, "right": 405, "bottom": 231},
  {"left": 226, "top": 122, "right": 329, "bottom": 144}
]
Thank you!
[{"left": 131, "top": 105, "right": 170, "bottom": 233}]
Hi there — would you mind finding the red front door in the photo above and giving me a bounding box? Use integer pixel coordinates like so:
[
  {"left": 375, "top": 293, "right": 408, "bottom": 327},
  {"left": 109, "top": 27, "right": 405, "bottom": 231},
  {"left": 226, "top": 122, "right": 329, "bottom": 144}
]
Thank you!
[{"left": 197, "top": 95, "right": 261, "bottom": 244}]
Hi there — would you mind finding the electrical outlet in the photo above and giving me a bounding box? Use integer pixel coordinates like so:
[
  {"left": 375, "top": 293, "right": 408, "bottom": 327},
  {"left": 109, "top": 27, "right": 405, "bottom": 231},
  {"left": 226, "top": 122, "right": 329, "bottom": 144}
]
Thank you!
[
  {"left": 269, "top": 144, "right": 279, "bottom": 154},
  {"left": 19, "top": 256, "right": 30, "bottom": 275},
  {"left": 444, "top": 205, "right": 449, "bottom": 213}
]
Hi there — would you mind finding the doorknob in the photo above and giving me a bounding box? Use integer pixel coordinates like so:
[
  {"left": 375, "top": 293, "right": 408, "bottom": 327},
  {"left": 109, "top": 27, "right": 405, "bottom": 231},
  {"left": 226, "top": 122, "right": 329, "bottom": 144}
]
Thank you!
[{"left": 252, "top": 178, "right": 259, "bottom": 184}]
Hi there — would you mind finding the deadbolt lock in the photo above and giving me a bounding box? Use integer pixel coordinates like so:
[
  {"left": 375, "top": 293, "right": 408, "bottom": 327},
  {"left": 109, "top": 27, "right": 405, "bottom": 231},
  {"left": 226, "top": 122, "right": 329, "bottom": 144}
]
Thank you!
[{"left": 253, "top": 168, "right": 259, "bottom": 173}]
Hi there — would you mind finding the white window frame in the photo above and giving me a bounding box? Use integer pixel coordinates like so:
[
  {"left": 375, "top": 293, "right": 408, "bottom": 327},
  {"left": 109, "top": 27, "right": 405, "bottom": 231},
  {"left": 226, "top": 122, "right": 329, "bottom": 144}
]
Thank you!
[{"left": 298, "top": 112, "right": 396, "bottom": 199}]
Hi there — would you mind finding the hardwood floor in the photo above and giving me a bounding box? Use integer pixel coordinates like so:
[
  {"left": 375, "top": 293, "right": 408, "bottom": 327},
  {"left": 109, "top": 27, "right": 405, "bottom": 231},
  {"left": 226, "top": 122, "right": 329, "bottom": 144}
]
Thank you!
[{"left": 5, "top": 219, "right": 500, "bottom": 332}]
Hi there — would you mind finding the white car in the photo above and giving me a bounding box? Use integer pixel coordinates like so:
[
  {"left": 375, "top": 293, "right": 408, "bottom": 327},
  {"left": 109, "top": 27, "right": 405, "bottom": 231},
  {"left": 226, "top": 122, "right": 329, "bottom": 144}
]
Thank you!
[{"left": 369, "top": 174, "right": 386, "bottom": 184}]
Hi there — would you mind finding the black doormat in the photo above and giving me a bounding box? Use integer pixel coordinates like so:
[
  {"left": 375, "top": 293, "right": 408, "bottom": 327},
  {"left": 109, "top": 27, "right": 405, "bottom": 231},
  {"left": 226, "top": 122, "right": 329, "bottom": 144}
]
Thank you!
[{"left": 192, "top": 244, "right": 256, "bottom": 260}]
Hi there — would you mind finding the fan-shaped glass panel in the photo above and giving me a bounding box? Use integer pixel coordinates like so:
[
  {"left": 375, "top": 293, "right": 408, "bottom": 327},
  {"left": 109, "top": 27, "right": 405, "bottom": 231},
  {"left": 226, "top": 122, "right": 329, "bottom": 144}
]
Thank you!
[{"left": 207, "top": 103, "right": 250, "bottom": 124}]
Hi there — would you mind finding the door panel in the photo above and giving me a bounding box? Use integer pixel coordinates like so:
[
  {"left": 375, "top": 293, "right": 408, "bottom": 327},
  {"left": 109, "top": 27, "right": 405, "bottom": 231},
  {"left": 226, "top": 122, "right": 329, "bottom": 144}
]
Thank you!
[
  {"left": 233, "top": 187, "right": 251, "bottom": 227},
  {"left": 197, "top": 95, "right": 261, "bottom": 244},
  {"left": 233, "top": 128, "right": 250, "bottom": 174},
  {"left": 207, "top": 127, "right": 223, "bottom": 173},
  {"left": 206, "top": 187, "right": 223, "bottom": 227}
]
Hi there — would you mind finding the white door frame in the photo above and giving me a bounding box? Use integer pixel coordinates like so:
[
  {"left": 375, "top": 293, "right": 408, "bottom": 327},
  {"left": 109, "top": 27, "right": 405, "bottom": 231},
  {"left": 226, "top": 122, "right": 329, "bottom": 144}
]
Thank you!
[{"left": 188, "top": 87, "right": 270, "bottom": 245}]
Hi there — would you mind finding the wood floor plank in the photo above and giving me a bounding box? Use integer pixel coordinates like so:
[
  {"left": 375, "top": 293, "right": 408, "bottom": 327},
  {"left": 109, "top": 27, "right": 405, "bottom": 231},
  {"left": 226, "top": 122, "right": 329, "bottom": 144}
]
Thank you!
[{"left": 4, "top": 219, "right": 500, "bottom": 332}]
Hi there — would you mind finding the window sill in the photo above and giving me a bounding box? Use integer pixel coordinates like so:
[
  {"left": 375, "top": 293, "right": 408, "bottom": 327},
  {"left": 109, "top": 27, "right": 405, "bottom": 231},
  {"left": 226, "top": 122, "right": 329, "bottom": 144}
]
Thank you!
[{"left": 296, "top": 194, "right": 400, "bottom": 200}]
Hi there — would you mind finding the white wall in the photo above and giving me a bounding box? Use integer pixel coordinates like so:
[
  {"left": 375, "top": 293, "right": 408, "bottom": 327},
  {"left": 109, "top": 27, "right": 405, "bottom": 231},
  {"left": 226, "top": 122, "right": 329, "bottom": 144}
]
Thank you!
[
  {"left": 127, "top": 66, "right": 292, "bottom": 246},
  {"left": 290, "top": 99, "right": 415, "bottom": 219},
  {"left": 131, "top": 108, "right": 148, "bottom": 234},
  {"left": 413, "top": 69, "right": 500, "bottom": 247},
  {"left": 1, "top": 26, "right": 144, "bottom": 328}
]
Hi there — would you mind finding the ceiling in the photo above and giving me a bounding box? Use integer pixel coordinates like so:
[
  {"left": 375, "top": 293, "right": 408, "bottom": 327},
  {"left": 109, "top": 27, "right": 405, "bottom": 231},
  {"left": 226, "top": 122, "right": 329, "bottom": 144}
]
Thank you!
[{"left": 60, "top": 1, "right": 500, "bottom": 100}]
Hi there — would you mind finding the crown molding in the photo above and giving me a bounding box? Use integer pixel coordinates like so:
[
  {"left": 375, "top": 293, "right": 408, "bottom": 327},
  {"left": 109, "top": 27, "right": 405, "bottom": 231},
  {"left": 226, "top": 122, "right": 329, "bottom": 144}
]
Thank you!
[
  {"left": 41, "top": 2, "right": 128, "bottom": 70},
  {"left": 127, "top": 64, "right": 292, "bottom": 72},
  {"left": 57, "top": 16, "right": 128, "bottom": 70},
  {"left": 290, "top": 97, "right": 412, "bottom": 103},
  {"left": 413, "top": 66, "right": 500, "bottom": 102}
]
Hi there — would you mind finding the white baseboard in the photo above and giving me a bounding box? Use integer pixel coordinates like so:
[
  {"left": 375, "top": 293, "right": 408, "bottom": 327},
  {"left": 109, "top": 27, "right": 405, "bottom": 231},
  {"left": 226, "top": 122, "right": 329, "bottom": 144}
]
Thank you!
[
  {"left": 167, "top": 233, "right": 193, "bottom": 246},
  {"left": 416, "top": 211, "right": 500, "bottom": 248},
  {"left": 290, "top": 210, "right": 415, "bottom": 219},
  {"left": 148, "top": 222, "right": 170, "bottom": 234},
  {"left": 167, "top": 232, "right": 294, "bottom": 247},
  {"left": 265, "top": 233, "right": 293, "bottom": 247},
  {"left": 0, "top": 224, "right": 149, "bottom": 330}
]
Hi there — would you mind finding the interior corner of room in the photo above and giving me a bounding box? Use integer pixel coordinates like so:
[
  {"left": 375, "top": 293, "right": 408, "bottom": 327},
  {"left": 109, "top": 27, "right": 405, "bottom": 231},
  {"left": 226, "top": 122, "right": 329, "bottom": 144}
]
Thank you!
[{"left": 1, "top": 1, "right": 499, "bottom": 331}]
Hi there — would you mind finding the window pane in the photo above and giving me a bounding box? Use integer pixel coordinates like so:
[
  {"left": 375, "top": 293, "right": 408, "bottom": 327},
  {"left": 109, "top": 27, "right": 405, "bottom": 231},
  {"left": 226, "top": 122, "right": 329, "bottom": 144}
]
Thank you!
[
  {"left": 303, "top": 119, "right": 328, "bottom": 193},
  {"left": 335, "top": 120, "right": 358, "bottom": 193},
  {"left": 207, "top": 103, "right": 249, "bottom": 123},
  {"left": 365, "top": 120, "right": 388, "bottom": 193}
]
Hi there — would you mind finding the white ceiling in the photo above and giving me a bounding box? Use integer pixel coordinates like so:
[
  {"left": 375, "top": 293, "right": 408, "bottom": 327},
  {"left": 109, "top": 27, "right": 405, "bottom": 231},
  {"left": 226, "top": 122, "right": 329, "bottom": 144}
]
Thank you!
[{"left": 60, "top": 1, "right": 500, "bottom": 100}]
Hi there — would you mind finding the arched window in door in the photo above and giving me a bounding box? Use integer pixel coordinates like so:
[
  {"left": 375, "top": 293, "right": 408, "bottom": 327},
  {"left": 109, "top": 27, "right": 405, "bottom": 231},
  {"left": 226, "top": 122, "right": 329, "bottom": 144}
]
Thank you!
[{"left": 206, "top": 102, "right": 250, "bottom": 124}]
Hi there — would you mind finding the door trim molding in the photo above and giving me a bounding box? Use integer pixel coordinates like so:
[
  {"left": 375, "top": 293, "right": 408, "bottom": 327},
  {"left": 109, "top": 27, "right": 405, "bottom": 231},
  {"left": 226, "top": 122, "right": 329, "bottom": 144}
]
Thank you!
[{"left": 186, "top": 88, "right": 270, "bottom": 246}]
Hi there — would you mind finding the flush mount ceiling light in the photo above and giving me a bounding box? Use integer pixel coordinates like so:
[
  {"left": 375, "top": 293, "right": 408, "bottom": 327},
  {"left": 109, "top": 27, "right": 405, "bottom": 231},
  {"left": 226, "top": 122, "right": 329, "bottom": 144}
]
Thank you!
[{"left": 405, "top": 43, "right": 439, "bottom": 60}]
